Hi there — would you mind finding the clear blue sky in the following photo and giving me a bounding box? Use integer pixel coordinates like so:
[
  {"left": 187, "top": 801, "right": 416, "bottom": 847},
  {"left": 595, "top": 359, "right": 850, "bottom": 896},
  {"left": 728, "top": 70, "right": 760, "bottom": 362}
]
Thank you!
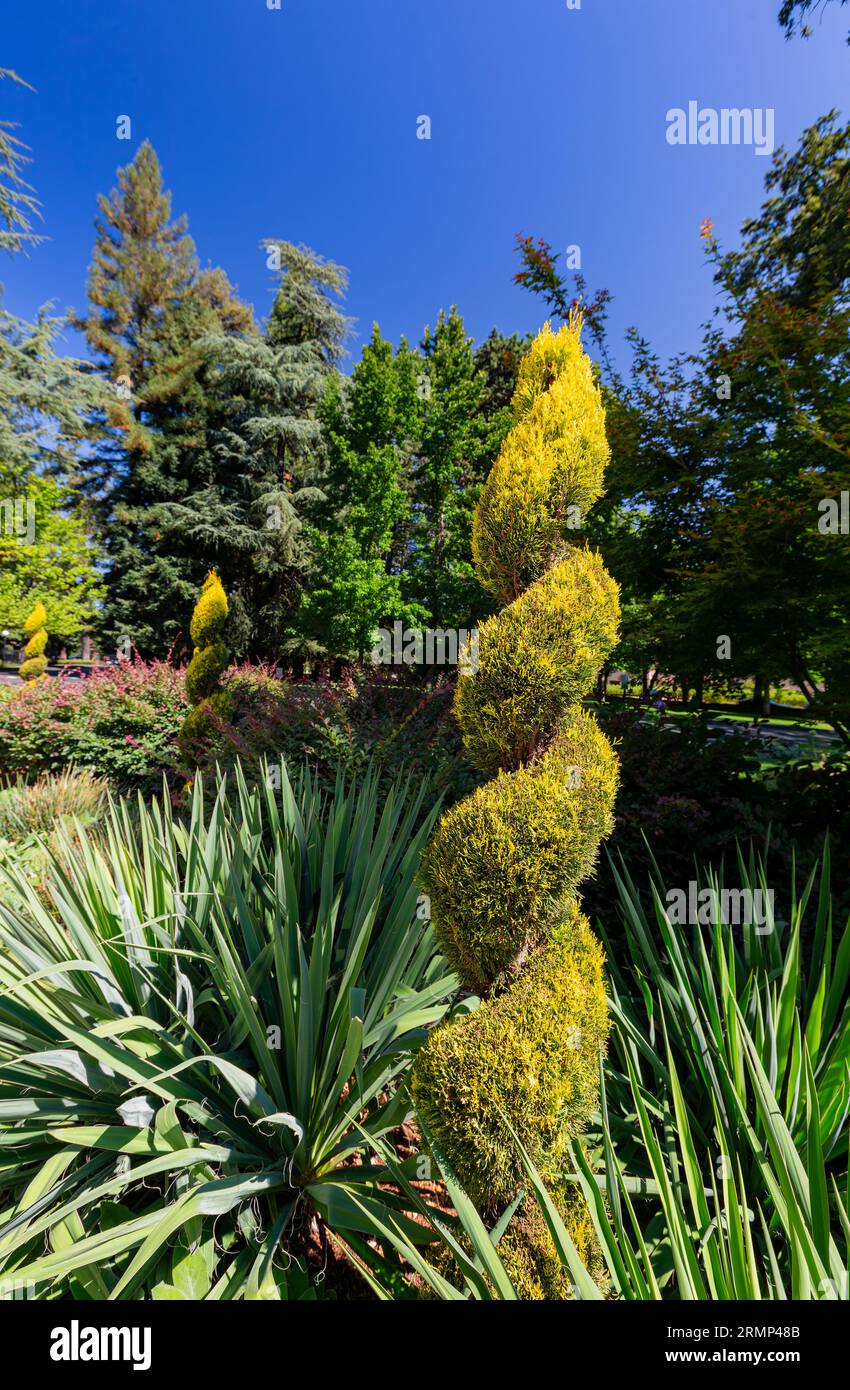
[{"left": 3, "top": 0, "right": 848, "bottom": 372}]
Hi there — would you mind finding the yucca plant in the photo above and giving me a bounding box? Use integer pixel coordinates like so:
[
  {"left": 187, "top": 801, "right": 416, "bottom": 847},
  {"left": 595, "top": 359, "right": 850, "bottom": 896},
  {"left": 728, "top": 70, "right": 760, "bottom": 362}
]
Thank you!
[
  {"left": 600, "top": 841, "right": 850, "bottom": 1176},
  {"left": 0, "top": 760, "right": 457, "bottom": 1299},
  {"left": 357, "top": 1019, "right": 849, "bottom": 1300},
  {"left": 344, "top": 842, "right": 849, "bottom": 1300}
]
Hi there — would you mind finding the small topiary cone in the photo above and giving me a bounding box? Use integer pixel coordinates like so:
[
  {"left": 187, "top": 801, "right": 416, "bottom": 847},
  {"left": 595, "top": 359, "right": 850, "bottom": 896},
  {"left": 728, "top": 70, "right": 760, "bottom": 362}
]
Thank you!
[
  {"left": 411, "top": 317, "right": 621, "bottom": 1297},
  {"left": 19, "top": 601, "right": 49, "bottom": 681},
  {"left": 179, "top": 572, "right": 231, "bottom": 767}
]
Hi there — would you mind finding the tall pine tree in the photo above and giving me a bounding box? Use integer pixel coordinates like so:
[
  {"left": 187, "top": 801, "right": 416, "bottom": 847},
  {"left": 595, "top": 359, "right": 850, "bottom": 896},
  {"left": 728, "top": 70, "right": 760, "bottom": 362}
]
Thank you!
[{"left": 73, "top": 142, "right": 254, "bottom": 655}]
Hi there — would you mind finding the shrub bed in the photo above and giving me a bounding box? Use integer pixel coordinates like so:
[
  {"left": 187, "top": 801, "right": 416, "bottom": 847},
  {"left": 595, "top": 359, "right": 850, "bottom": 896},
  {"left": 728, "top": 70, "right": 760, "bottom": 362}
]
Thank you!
[
  {"left": 1, "top": 663, "right": 846, "bottom": 912},
  {"left": 0, "top": 661, "right": 187, "bottom": 793}
]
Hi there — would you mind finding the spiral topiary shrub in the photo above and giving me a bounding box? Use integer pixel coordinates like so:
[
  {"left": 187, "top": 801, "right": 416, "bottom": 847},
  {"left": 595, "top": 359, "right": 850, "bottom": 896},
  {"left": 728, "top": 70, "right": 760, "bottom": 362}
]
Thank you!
[
  {"left": 410, "top": 317, "right": 621, "bottom": 1296},
  {"left": 178, "top": 572, "right": 231, "bottom": 766},
  {"left": 19, "top": 601, "right": 48, "bottom": 682}
]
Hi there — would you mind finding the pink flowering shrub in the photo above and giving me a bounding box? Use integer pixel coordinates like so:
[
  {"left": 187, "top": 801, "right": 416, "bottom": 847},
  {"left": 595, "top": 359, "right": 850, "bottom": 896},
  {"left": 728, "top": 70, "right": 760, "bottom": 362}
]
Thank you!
[
  {"left": 0, "top": 659, "right": 478, "bottom": 802},
  {"left": 0, "top": 661, "right": 188, "bottom": 792}
]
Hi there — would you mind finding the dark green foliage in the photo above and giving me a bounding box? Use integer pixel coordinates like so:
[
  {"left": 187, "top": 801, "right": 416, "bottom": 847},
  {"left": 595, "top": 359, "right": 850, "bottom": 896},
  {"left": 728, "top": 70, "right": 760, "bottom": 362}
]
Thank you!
[
  {"left": 516, "top": 118, "right": 850, "bottom": 740},
  {"left": 163, "top": 242, "right": 350, "bottom": 660},
  {"left": 72, "top": 155, "right": 352, "bottom": 663},
  {"left": 71, "top": 141, "right": 253, "bottom": 656}
]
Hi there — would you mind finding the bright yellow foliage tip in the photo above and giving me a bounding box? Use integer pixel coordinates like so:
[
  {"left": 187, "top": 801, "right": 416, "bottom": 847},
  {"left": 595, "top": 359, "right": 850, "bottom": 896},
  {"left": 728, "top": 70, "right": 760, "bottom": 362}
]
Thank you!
[
  {"left": 189, "top": 571, "right": 229, "bottom": 650},
  {"left": 20, "top": 600, "right": 49, "bottom": 681},
  {"left": 411, "top": 319, "right": 621, "bottom": 1297},
  {"left": 472, "top": 318, "right": 610, "bottom": 605}
]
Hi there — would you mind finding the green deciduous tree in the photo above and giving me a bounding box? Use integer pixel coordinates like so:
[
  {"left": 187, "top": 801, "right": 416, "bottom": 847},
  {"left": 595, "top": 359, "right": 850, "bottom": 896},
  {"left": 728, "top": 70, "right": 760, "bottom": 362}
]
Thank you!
[
  {"left": 293, "top": 323, "right": 424, "bottom": 661},
  {"left": 403, "top": 307, "right": 492, "bottom": 628},
  {"left": 514, "top": 116, "right": 850, "bottom": 732},
  {"left": 0, "top": 475, "right": 104, "bottom": 644},
  {"left": 700, "top": 113, "right": 850, "bottom": 731}
]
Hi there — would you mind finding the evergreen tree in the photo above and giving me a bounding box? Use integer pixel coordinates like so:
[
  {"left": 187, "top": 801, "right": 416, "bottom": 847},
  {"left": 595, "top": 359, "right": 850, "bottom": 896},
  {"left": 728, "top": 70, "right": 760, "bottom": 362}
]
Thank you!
[
  {"left": 178, "top": 571, "right": 230, "bottom": 768},
  {"left": 473, "top": 329, "right": 530, "bottom": 481},
  {"left": 102, "top": 264, "right": 256, "bottom": 656},
  {"left": 162, "top": 242, "right": 351, "bottom": 660},
  {"left": 0, "top": 300, "right": 105, "bottom": 495},
  {"left": 1, "top": 71, "right": 105, "bottom": 491},
  {"left": 264, "top": 241, "right": 350, "bottom": 365},
  {"left": 19, "top": 599, "right": 48, "bottom": 681},
  {"left": 72, "top": 142, "right": 255, "bottom": 655},
  {"left": 0, "top": 69, "right": 41, "bottom": 255},
  {"left": 411, "top": 322, "right": 620, "bottom": 1297},
  {"left": 73, "top": 141, "right": 198, "bottom": 398}
]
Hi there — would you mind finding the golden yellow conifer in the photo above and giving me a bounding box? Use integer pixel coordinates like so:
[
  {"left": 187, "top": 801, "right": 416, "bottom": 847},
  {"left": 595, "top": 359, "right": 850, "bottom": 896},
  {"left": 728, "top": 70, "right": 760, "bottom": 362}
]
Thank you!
[
  {"left": 178, "top": 572, "right": 230, "bottom": 765},
  {"left": 411, "top": 318, "right": 621, "bottom": 1295},
  {"left": 19, "top": 601, "right": 49, "bottom": 681}
]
